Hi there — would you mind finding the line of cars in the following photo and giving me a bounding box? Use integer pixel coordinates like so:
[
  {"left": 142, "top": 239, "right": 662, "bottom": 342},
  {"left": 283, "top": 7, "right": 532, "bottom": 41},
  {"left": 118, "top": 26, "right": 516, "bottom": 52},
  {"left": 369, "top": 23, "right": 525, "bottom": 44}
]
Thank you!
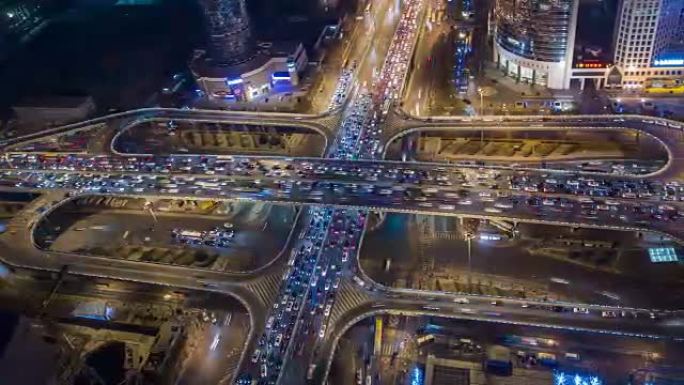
[
  {"left": 3, "top": 161, "right": 683, "bottom": 233},
  {"left": 328, "top": 61, "right": 358, "bottom": 111},
  {"left": 244, "top": 208, "right": 333, "bottom": 385},
  {"left": 358, "top": 0, "right": 423, "bottom": 159},
  {"left": 7, "top": 153, "right": 684, "bottom": 210}
]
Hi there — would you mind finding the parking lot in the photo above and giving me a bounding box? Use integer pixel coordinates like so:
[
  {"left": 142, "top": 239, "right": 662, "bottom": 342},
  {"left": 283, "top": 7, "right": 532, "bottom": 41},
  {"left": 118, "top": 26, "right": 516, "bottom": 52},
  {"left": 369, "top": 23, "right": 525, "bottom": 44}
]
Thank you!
[
  {"left": 113, "top": 120, "right": 326, "bottom": 157},
  {"left": 34, "top": 196, "right": 298, "bottom": 272},
  {"left": 360, "top": 213, "right": 684, "bottom": 309}
]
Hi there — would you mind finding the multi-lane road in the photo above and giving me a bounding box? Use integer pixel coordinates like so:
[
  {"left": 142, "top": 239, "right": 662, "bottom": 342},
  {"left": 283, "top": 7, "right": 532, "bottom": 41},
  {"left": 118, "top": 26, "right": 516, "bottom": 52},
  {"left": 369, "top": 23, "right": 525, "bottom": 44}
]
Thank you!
[{"left": 1, "top": 0, "right": 684, "bottom": 383}]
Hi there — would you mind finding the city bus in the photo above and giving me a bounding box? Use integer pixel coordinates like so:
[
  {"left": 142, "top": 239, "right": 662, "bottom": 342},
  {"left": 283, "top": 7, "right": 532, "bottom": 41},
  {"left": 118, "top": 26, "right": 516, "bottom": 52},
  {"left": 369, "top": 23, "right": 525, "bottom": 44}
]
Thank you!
[
  {"left": 417, "top": 334, "right": 435, "bottom": 346},
  {"left": 645, "top": 78, "right": 684, "bottom": 94}
]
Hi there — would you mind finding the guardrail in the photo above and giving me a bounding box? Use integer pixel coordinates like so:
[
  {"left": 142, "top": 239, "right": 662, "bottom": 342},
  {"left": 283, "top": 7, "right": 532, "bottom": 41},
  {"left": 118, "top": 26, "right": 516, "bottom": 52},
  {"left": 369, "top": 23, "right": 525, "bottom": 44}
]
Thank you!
[
  {"left": 403, "top": 112, "right": 684, "bottom": 126},
  {"left": 108, "top": 116, "right": 331, "bottom": 158},
  {"left": 381, "top": 123, "right": 675, "bottom": 179},
  {"left": 0, "top": 106, "right": 338, "bottom": 149},
  {"left": 352, "top": 216, "right": 683, "bottom": 313},
  {"left": 6, "top": 184, "right": 683, "bottom": 245},
  {"left": 319, "top": 305, "right": 680, "bottom": 385},
  {"left": 21, "top": 192, "right": 302, "bottom": 278}
]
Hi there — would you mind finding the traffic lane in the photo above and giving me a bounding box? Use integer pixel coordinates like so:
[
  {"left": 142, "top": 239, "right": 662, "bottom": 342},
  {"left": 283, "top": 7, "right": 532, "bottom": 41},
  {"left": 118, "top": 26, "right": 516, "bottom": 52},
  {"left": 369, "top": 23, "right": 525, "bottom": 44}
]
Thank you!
[
  {"left": 4, "top": 179, "right": 683, "bottom": 243},
  {"left": 41, "top": 205, "right": 295, "bottom": 272},
  {"left": 5, "top": 146, "right": 680, "bottom": 191},
  {"left": 359, "top": 214, "right": 684, "bottom": 310},
  {"left": 1, "top": 107, "right": 331, "bottom": 154},
  {"left": 5, "top": 162, "right": 684, "bottom": 233},
  {"left": 413, "top": 317, "right": 683, "bottom": 381},
  {"left": 5, "top": 160, "right": 684, "bottom": 212},
  {"left": 313, "top": 298, "right": 683, "bottom": 383},
  {"left": 277, "top": 210, "right": 365, "bottom": 385},
  {"left": 177, "top": 312, "right": 250, "bottom": 385},
  {"left": 242, "top": 209, "right": 335, "bottom": 383}
]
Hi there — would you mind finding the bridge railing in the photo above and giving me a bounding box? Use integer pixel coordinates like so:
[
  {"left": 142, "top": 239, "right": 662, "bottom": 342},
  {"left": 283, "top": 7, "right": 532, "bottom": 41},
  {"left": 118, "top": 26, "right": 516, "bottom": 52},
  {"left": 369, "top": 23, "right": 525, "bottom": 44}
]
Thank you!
[{"left": 0, "top": 106, "right": 337, "bottom": 149}]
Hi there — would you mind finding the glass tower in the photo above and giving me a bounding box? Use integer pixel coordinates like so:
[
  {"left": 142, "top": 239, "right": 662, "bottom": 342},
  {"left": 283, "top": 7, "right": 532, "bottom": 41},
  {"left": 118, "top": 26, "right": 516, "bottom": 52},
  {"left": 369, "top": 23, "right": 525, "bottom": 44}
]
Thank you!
[
  {"left": 494, "top": 0, "right": 576, "bottom": 63},
  {"left": 197, "top": 0, "right": 254, "bottom": 65}
]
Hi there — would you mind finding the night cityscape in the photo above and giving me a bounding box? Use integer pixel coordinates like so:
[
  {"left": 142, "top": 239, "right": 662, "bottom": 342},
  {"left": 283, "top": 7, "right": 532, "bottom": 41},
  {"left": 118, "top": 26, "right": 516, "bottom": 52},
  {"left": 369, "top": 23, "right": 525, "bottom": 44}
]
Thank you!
[{"left": 0, "top": 0, "right": 683, "bottom": 384}]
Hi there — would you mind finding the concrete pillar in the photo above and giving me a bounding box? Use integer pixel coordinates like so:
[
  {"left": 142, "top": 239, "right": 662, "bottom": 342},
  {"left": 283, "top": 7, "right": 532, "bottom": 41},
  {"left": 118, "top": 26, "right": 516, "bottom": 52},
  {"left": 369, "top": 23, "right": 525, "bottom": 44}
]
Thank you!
[
  {"left": 580, "top": 78, "right": 585, "bottom": 90},
  {"left": 516, "top": 65, "right": 521, "bottom": 82},
  {"left": 531, "top": 70, "right": 536, "bottom": 85}
]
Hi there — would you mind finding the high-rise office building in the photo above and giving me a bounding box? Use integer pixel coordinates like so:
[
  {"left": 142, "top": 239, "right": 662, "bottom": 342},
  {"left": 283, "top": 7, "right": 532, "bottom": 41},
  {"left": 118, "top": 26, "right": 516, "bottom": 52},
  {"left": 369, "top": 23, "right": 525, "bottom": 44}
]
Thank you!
[
  {"left": 610, "top": 0, "right": 684, "bottom": 89},
  {"left": 191, "top": 0, "right": 309, "bottom": 102},
  {"left": 197, "top": 0, "right": 254, "bottom": 65},
  {"left": 492, "top": 0, "right": 579, "bottom": 89}
]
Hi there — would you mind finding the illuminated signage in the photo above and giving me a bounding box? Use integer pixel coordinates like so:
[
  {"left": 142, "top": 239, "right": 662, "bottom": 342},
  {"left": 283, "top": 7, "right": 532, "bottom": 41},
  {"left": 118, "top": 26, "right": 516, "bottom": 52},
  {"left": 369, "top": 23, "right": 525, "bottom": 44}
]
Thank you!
[
  {"left": 272, "top": 71, "right": 292, "bottom": 81},
  {"left": 554, "top": 371, "right": 602, "bottom": 385},
  {"left": 576, "top": 62, "right": 607, "bottom": 69},
  {"left": 226, "top": 78, "right": 243, "bottom": 86},
  {"left": 653, "top": 58, "right": 684, "bottom": 66}
]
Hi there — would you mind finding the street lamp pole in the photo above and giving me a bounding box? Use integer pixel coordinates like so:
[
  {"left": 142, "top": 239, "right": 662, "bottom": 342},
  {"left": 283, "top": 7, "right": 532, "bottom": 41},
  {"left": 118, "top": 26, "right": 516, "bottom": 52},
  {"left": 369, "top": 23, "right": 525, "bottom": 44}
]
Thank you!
[
  {"left": 465, "top": 233, "right": 472, "bottom": 273},
  {"left": 477, "top": 88, "right": 484, "bottom": 145}
]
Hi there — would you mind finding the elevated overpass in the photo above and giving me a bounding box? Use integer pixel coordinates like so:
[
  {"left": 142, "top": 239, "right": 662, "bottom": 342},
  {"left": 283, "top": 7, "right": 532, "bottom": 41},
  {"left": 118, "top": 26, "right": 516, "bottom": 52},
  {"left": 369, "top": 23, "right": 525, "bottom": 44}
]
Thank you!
[
  {"left": 0, "top": 107, "right": 343, "bottom": 153},
  {"left": 381, "top": 112, "right": 684, "bottom": 177}
]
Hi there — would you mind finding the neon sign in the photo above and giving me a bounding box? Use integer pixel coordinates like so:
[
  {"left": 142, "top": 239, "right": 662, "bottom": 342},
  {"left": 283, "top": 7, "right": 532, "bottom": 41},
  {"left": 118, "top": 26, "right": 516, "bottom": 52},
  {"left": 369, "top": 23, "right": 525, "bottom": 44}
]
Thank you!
[
  {"left": 653, "top": 58, "right": 684, "bottom": 66},
  {"left": 554, "top": 371, "right": 602, "bottom": 385}
]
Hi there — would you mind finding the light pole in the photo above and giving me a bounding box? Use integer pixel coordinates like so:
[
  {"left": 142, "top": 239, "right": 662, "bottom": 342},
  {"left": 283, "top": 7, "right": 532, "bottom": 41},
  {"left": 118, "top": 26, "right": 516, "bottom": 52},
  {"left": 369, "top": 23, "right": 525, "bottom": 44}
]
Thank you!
[
  {"left": 477, "top": 87, "right": 484, "bottom": 115},
  {"left": 477, "top": 87, "right": 485, "bottom": 145}
]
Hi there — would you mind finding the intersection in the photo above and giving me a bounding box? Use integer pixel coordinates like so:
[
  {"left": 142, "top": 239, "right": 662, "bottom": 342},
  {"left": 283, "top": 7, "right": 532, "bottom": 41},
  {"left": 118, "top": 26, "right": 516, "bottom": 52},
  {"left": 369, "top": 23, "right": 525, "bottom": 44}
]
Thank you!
[{"left": 0, "top": 0, "right": 683, "bottom": 384}]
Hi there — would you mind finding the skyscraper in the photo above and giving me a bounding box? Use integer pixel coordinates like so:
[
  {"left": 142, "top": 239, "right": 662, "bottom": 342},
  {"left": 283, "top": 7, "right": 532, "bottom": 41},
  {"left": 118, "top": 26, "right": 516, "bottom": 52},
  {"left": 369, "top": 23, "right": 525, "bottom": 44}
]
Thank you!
[
  {"left": 197, "top": 0, "right": 254, "bottom": 65},
  {"left": 492, "top": 0, "right": 579, "bottom": 89},
  {"left": 611, "top": 0, "right": 684, "bottom": 89},
  {"left": 191, "top": 0, "right": 309, "bottom": 102}
]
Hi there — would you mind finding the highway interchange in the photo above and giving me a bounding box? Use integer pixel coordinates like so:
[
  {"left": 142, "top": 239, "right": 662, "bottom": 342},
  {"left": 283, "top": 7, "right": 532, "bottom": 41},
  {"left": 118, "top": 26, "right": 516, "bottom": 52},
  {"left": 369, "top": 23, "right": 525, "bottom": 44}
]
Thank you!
[{"left": 0, "top": 0, "right": 683, "bottom": 384}]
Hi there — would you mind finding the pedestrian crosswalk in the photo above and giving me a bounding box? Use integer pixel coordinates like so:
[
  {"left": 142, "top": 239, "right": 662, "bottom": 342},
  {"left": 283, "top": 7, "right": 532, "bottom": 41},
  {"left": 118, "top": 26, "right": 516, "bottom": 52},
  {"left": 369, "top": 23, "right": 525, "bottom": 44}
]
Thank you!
[
  {"left": 246, "top": 271, "right": 282, "bottom": 308},
  {"left": 328, "top": 278, "right": 372, "bottom": 323},
  {"left": 381, "top": 342, "right": 395, "bottom": 356}
]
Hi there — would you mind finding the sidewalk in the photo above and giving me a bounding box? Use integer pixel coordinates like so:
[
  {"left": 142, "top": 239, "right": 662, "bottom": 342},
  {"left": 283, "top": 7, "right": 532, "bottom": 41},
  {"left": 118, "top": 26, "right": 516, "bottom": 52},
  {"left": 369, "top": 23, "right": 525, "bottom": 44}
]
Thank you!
[{"left": 467, "top": 63, "right": 582, "bottom": 114}]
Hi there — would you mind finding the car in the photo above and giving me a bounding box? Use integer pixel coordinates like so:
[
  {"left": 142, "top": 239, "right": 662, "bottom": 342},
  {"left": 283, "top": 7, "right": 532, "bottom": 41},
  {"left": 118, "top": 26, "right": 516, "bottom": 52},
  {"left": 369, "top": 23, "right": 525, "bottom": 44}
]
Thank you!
[
  {"left": 601, "top": 311, "right": 617, "bottom": 318},
  {"left": 251, "top": 349, "right": 261, "bottom": 363}
]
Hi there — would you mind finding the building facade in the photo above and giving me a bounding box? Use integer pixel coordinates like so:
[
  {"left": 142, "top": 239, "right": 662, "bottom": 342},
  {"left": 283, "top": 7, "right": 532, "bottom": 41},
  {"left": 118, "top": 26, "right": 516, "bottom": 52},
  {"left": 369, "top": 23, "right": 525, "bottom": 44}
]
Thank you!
[
  {"left": 608, "top": 0, "right": 684, "bottom": 89},
  {"left": 492, "top": 0, "right": 579, "bottom": 89},
  {"left": 197, "top": 0, "right": 254, "bottom": 65},
  {"left": 192, "top": 42, "right": 308, "bottom": 101},
  {"left": 192, "top": 0, "right": 310, "bottom": 102}
]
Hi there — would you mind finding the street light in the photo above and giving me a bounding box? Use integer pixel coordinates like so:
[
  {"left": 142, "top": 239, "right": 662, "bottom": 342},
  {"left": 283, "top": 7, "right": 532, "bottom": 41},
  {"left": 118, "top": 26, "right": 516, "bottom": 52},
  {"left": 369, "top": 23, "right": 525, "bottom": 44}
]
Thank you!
[
  {"left": 477, "top": 87, "right": 484, "bottom": 115},
  {"left": 477, "top": 87, "right": 485, "bottom": 145}
]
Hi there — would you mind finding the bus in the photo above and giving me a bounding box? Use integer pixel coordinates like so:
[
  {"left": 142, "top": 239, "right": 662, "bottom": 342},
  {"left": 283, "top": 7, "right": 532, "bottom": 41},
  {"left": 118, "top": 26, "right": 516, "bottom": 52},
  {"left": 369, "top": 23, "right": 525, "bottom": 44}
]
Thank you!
[
  {"left": 417, "top": 334, "right": 435, "bottom": 346},
  {"left": 645, "top": 78, "right": 684, "bottom": 94}
]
